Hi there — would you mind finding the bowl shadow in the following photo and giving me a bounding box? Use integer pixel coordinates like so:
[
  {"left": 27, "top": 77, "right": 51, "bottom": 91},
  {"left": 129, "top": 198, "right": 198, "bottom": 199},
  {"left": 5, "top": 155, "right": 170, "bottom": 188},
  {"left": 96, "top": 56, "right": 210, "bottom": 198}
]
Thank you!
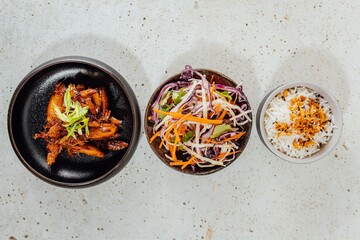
[
  {"left": 268, "top": 48, "right": 349, "bottom": 112},
  {"left": 34, "top": 33, "right": 151, "bottom": 132}
]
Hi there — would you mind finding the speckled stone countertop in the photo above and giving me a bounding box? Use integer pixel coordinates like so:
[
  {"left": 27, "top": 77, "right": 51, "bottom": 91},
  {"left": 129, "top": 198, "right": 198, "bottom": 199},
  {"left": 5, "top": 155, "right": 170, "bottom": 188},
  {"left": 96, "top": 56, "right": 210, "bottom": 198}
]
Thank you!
[{"left": 0, "top": 1, "right": 359, "bottom": 239}]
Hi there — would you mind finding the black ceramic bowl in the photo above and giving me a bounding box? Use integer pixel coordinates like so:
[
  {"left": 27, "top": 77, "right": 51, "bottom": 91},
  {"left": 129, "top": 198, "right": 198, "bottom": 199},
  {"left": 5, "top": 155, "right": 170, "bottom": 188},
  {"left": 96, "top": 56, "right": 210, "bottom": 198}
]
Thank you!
[
  {"left": 8, "top": 56, "right": 140, "bottom": 188},
  {"left": 145, "top": 68, "right": 252, "bottom": 175}
]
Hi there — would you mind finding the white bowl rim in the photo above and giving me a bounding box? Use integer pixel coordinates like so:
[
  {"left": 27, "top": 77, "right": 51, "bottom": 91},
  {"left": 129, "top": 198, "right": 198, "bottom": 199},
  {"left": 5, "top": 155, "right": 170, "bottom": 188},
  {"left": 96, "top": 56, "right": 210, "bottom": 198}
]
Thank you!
[{"left": 258, "top": 81, "right": 343, "bottom": 164}]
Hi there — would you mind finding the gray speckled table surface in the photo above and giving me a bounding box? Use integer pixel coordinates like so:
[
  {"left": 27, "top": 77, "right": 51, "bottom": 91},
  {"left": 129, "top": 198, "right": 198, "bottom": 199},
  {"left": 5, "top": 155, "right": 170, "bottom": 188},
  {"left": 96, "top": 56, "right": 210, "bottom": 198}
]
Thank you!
[{"left": 0, "top": 1, "right": 359, "bottom": 239}]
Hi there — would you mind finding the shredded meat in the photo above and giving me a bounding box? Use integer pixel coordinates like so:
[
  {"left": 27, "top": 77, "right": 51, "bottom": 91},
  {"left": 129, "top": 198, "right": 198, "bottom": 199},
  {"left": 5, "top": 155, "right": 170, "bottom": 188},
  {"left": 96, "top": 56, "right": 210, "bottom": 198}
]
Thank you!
[{"left": 34, "top": 83, "right": 128, "bottom": 165}]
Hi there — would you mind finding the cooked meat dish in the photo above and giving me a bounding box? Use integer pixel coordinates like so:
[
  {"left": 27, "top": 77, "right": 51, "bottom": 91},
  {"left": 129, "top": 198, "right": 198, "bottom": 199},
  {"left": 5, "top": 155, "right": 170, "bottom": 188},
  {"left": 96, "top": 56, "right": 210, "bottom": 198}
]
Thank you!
[{"left": 34, "top": 82, "right": 128, "bottom": 165}]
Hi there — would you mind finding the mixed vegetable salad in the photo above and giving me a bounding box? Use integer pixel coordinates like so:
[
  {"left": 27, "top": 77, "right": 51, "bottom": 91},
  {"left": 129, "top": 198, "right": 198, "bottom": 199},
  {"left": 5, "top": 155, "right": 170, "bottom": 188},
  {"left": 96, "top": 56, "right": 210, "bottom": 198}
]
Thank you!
[{"left": 148, "top": 65, "right": 252, "bottom": 171}]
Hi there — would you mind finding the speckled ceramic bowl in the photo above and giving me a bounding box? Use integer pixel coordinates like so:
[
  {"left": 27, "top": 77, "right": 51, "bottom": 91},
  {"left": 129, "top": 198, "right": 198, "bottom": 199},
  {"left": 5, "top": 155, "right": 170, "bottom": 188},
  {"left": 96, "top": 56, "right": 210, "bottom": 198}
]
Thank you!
[
  {"left": 256, "top": 82, "right": 342, "bottom": 163},
  {"left": 8, "top": 56, "right": 141, "bottom": 187},
  {"left": 145, "top": 68, "right": 253, "bottom": 175}
]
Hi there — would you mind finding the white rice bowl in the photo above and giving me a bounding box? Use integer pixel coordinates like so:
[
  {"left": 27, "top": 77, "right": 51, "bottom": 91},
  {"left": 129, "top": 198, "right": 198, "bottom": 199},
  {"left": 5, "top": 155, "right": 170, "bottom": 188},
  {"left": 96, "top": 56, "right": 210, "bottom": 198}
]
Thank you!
[{"left": 257, "top": 82, "right": 342, "bottom": 163}]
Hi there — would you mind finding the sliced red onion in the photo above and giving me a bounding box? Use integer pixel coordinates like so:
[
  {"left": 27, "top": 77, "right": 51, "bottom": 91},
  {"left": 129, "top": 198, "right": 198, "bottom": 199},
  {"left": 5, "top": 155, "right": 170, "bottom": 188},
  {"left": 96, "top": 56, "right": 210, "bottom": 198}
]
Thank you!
[
  {"left": 215, "top": 84, "right": 247, "bottom": 101},
  {"left": 170, "top": 80, "right": 199, "bottom": 113},
  {"left": 151, "top": 80, "right": 194, "bottom": 122},
  {"left": 180, "top": 65, "right": 194, "bottom": 80},
  {"left": 240, "top": 103, "right": 248, "bottom": 111},
  {"left": 194, "top": 105, "right": 204, "bottom": 115},
  {"left": 204, "top": 147, "right": 218, "bottom": 158},
  {"left": 235, "top": 84, "right": 243, "bottom": 92},
  {"left": 151, "top": 82, "right": 178, "bottom": 110},
  {"left": 178, "top": 81, "right": 192, "bottom": 88},
  {"left": 200, "top": 125, "right": 214, "bottom": 139},
  {"left": 217, "top": 131, "right": 237, "bottom": 141}
]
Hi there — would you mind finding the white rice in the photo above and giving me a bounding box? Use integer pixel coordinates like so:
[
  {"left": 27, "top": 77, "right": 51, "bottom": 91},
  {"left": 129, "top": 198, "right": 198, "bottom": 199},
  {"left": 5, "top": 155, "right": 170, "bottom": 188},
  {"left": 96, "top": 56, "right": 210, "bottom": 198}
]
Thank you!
[{"left": 264, "top": 86, "right": 334, "bottom": 158}]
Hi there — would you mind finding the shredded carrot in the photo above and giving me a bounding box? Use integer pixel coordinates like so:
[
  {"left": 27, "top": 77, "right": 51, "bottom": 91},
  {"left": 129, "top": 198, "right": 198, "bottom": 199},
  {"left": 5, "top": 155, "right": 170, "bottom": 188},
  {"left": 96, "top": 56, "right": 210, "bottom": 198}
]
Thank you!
[
  {"left": 168, "top": 143, "right": 178, "bottom": 162},
  {"left": 215, "top": 152, "right": 227, "bottom": 159},
  {"left": 153, "top": 109, "right": 223, "bottom": 124},
  {"left": 169, "top": 156, "right": 196, "bottom": 169},
  {"left": 159, "top": 137, "right": 165, "bottom": 148},
  {"left": 219, "top": 132, "right": 246, "bottom": 142},
  {"left": 171, "top": 143, "right": 178, "bottom": 161},
  {"left": 211, "top": 82, "right": 215, "bottom": 93},
  {"left": 149, "top": 131, "right": 161, "bottom": 143},
  {"left": 219, "top": 110, "right": 228, "bottom": 120},
  {"left": 173, "top": 125, "right": 181, "bottom": 143},
  {"left": 214, "top": 104, "right": 221, "bottom": 113},
  {"left": 160, "top": 133, "right": 171, "bottom": 148},
  {"left": 168, "top": 144, "right": 173, "bottom": 156},
  {"left": 147, "top": 116, "right": 152, "bottom": 120},
  {"left": 214, "top": 149, "right": 242, "bottom": 159},
  {"left": 181, "top": 161, "right": 194, "bottom": 169},
  {"left": 164, "top": 116, "right": 188, "bottom": 142},
  {"left": 167, "top": 127, "right": 181, "bottom": 162},
  {"left": 178, "top": 103, "right": 187, "bottom": 112},
  {"left": 210, "top": 82, "right": 216, "bottom": 100},
  {"left": 181, "top": 156, "right": 196, "bottom": 169},
  {"left": 178, "top": 124, "right": 187, "bottom": 137},
  {"left": 169, "top": 161, "right": 185, "bottom": 166},
  {"left": 199, "top": 137, "right": 210, "bottom": 141}
]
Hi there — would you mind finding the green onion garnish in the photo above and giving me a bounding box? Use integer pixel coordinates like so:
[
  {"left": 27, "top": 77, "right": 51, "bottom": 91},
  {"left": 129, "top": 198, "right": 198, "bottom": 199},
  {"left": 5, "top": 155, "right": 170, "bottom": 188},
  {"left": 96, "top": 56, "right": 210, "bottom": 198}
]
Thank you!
[{"left": 55, "top": 85, "right": 90, "bottom": 139}]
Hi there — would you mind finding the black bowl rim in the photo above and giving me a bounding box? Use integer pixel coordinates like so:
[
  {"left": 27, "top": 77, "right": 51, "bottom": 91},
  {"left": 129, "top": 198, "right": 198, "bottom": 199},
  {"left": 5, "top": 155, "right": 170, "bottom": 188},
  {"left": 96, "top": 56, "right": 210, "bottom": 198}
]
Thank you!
[
  {"left": 7, "top": 56, "right": 141, "bottom": 188},
  {"left": 144, "top": 68, "right": 253, "bottom": 175}
]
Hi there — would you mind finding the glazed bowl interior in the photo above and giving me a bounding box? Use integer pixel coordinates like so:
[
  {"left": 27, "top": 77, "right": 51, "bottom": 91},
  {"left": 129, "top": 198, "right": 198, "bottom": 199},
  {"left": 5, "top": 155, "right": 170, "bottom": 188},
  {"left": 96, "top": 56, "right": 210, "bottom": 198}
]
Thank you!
[
  {"left": 145, "top": 69, "right": 253, "bottom": 175},
  {"left": 256, "top": 82, "right": 342, "bottom": 164}
]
